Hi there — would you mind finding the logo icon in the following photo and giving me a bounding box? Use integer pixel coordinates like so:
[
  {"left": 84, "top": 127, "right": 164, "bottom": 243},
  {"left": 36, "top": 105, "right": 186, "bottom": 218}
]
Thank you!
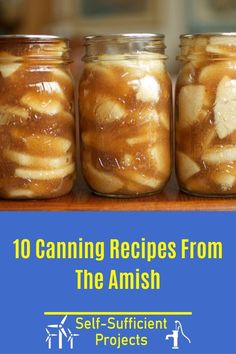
[
  {"left": 165, "top": 320, "right": 191, "bottom": 350},
  {"left": 67, "top": 328, "right": 80, "bottom": 349},
  {"left": 45, "top": 315, "right": 79, "bottom": 350},
  {"left": 45, "top": 328, "right": 57, "bottom": 349}
]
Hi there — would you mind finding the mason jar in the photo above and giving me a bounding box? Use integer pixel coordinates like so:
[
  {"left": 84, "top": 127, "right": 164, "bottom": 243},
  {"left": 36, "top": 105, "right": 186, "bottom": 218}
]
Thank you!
[
  {"left": 176, "top": 33, "right": 236, "bottom": 196},
  {"left": 0, "top": 35, "right": 75, "bottom": 199},
  {"left": 79, "top": 34, "right": 172, "bottom": 197}
]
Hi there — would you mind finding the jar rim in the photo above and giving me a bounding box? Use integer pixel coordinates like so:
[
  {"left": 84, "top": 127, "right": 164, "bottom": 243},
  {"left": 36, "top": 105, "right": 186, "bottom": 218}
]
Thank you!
[
  {"left": 180, "top": 32, "right": 236, "bottom": 39},
  {"left": 85, "top": 33, "right": 165, "bottom": 41},
  {"left": 0, "top": 34, "right": 68, "bottom": 42},
  {"left": 0, "top": 35, "right": 72, "bottom": 63}
]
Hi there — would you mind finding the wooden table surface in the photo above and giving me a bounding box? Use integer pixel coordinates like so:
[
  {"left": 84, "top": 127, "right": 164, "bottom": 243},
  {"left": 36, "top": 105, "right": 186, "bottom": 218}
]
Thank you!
[{"left": 0, "top": 174, "right": 236, "bottom": 211}]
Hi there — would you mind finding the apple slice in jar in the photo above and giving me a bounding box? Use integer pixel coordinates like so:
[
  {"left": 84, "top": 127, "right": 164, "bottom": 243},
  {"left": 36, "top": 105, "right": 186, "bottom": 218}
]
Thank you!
[
  {"left": 133, "top": 75, "right": 161, "bottom": 103},
  {"left": 126, "top": 121, "right": 159, "bottom": 146},
  {"left": 7, "top": 188, "right": 35, "bottom": 198},
  {"left": 0, "top": 104, "right": 29, "bottom": 125},
  {"left": 206, "top": 36, "right": 236, "bottom": 56},
  {"left": 21, "top": 92, "right": 62, "bottom": 115},
  {"left": 51, "top": 67, "right": 72, "bottom": 84},
  {"left": 148, "top": 144, "right": 170, "bottom": 177},
  {"left": 176, "top": 151, "right": 200, "bottom": 182},
  {"left": 177, "top": 62, "right": 197, "bottom": 86},
  {"left": 214, "top": 76, "right": 236, "bottom": 139},
  {"left": 81, "top": 131, "right": 126, "bottom": 153},
  {"left": 202, "top": 145, "right": 236, "bottom": 164},
  {"left": 15, "top": 163, "right": 75, "bottom": 180},
  {"left": 198, "top": 61, "right": 236, "bottom": 86},
  {"left": 83, "top": 162, "right": 124, "bottom": 194},
  {"left": 118, "top": 170, "right": 163, "bottom": 189},
  {"left": 4, "top": 150, "right": 72, "bottom": 169},
  {"left": 10, "top": 130, "right": 72, "bottom": 155},
  {"left": 94, "top": 95, "right": 127, "bottom": 125},
  {"left": 210, "top": 171, "right": 235, "bottom": 192},
  {"left": 178, "top": 84, "right": 208, "bottom": 128},
  {"left": 0, "top": 52, "right": 22, "bottom": 78}
]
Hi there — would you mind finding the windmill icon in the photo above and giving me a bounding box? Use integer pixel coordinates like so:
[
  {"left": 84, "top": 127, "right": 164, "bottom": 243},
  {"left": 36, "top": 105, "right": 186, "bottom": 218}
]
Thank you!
[
  {"left": 45, "top": 328, "right": 57, "bottom": 349},
  {"left": 47, "top": 316, "right": 68, "bottom": 349},
  {"left": 67, "top": 328, "right": 80, "bottom": 349}
]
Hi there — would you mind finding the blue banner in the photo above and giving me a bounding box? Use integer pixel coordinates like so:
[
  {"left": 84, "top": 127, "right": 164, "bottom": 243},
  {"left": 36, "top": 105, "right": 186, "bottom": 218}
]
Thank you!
[{"left": 0, "top": 212, "right": 234, "bottom": 353}]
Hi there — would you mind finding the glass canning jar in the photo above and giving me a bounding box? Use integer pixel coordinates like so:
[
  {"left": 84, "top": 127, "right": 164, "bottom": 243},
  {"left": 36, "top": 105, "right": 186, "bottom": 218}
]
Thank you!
[
  {"left": 79, "top": 34, "right": 172, "bottom": 197},
  {"left": 176, "top": 33, "right": 236, "bottom": 196},
  {"left": 0, "top": 35, "right": 75, "bottom": 199}
]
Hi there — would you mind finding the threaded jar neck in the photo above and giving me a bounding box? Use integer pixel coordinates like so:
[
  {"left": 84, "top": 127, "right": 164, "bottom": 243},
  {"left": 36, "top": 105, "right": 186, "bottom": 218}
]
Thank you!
[
  {"left": 83, "top": 33, "right": 167, "bottom": 62},
  {"left": 178, "top": 32, "right": 236, "bottom": 61},
  {"left": 0, "top": 35, "right": 72, "bottom": 63}
]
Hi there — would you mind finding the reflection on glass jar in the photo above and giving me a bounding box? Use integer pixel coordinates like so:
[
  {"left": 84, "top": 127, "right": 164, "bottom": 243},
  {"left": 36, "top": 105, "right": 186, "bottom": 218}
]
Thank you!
[
  {"left": 176, "top": 33, "right": 236, "bottom": 196},
  {"left": 79, "top": 34, "right": 172, "bottom": 197},
  {"left": 0, "top": 35, "right": 75, "bottom": 199}
]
